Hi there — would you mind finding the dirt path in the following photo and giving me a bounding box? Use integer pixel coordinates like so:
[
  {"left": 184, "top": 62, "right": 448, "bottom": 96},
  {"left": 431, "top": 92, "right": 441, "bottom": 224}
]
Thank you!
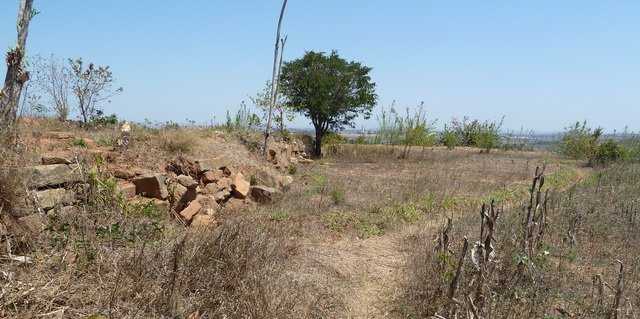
[
  {"left": 298, "top": 165, "right": 591, "bottom": 318},
  {"left": 302, "top": 231, "right": 410, "bottom": 318}
]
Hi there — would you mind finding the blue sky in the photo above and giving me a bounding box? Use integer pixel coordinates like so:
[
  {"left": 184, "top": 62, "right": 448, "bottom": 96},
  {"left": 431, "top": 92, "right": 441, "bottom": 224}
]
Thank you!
[{"left": 1, "top": 1, "right": 639, "bottom": 132}]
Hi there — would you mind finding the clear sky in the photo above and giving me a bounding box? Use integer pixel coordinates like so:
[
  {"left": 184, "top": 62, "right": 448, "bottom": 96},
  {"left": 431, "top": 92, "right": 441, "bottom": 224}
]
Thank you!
[{"left": 1, "top": 1, "right": 639, "bottom": 132}]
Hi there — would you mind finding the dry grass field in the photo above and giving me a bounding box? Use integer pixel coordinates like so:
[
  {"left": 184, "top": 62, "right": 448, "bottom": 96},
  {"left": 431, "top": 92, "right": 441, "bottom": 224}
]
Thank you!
[{"left": 4, "top": 119, "right": 639, "bottom": 319}]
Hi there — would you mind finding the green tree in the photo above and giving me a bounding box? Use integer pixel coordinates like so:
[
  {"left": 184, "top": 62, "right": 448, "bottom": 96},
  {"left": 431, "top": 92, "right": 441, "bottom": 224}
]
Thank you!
[{"left": 279, "top": 51, "right": 377, "bottom": 157}]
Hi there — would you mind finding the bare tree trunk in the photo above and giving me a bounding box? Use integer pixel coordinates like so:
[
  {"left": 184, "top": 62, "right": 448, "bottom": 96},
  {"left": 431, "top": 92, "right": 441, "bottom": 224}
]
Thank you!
[
  {"left": 275, "top": 36, "right": 287, "bottom": 135},
  {"left": 263, "top": 0, "right": 288, "bottom": 154},
  {"left": 0, "top": 0, "right": 35, "bottom": 133}
]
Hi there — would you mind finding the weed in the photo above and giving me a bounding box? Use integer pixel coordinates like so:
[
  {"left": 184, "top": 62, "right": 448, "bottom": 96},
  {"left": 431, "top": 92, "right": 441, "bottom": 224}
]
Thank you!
[
  {"left": 270, "top": 210, "right": 290, "bottom": 222},
  {"left": 355, "top": 221, "right": 384, "bottom": 238},
  {"left": 330, "top": 187, "right": 345, "bottom": 204},
  {"left": 72, "top": 137, "right": 87, "bottom": 148}
]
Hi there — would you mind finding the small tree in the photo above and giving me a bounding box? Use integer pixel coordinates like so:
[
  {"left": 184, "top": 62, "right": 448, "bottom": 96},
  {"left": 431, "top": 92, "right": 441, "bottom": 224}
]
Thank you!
[
  {"left": 279, "top": 51, "right": 377, "bottom": 157},
  {"left": 69, "top": 58, "right": 122, "bottom": 125},
  {"left": 251, "top": 81, "right": 293, "bottom": 136},
  {"left": 31, "top": 55, "right": 71, "bottom": 121}
]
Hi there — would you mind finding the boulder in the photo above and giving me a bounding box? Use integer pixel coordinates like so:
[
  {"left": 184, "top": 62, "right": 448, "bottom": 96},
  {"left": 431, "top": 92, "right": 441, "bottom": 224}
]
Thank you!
[
  {"left": 196, "top": 194, "right": 221, "bottom": 212},
  {"left": 35, "top": 188, "right": 76, "bottom": 210},
  {"left": 216, "top": 177, "right": 232, "bottom": 190},
  {"left": 255, "top": 167, "right": 293, "bottom": 189},
  {"left": 266, "top": 141, "right": 293, "bottom": 169},
  {"left": 231, "top": 173, "right": 250, "bottom": 199},
  {"left": 132, "top": 174, "right": 169, "bottom": 200},
  {"left": 25, "top": 164, "right": 83, "bottom": 188},
  {"left": 116, "top": 181, "right": 136, "bottom": 199},
  {"left": 113, "top": 168, "right": 136, "bottom": 179},
  {"left": 169, "top": 181, "right": 197, "bottom": 212},
  {"left": 201, "top": 170, "right": 224, "bottom": 184},
  {"left": 177, "top": 175, "right": 198, "bottom": 189},
  {"left": 41, "top": 155, "right": 72, "bottom": 165},
  {"left": 179, "top": 200, "right": 202, "bottom": 222},
  {"left": 166, "top": 155, "right": 200, "bottom": 178},
  {"left": 213, "top": 189, "right": 231, "bottom": 202},
  {"left": 250, "top": 185, "right": 280, "bottom": 204}
]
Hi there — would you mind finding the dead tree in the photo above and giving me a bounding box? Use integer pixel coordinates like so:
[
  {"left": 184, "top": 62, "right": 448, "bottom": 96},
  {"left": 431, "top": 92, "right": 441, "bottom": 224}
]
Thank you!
[
  {"left": 523, "top": 165, "right": 547, "bottom": 259},
  {"left": 609, "top": 260, "right": 625, "bottom": 319},
  {"left": 0, "top": 0, "right": 36, "bottom": 133},
  {"left": 263, "top": 0, "right": 289, "bottom": 154},
  {"left": 275, "top": 35, "right": 288, "bottom": 135},
  {"left": 447, "top": 237, "right": 469, "bottom": 316}
]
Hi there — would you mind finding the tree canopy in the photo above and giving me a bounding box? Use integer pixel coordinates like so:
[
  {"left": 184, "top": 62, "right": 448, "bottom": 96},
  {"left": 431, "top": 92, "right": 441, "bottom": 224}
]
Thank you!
[{"left": 279, "top": 51, "right": 377, "bottom": 156}]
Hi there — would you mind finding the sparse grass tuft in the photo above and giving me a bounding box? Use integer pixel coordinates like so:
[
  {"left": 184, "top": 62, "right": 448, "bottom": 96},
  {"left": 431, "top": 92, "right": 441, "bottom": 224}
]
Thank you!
[{"left": 159, "top": 129, "right": 198, "bottom": 154}]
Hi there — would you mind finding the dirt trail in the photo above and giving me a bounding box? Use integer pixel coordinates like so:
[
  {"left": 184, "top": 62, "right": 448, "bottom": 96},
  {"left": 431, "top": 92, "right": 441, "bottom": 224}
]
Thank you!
[
  {"left": 298, "top": 166, "right": 591, "bottom": 318},
  {"left": 302, "top": 231, "right": 410, "bottom": 318}
]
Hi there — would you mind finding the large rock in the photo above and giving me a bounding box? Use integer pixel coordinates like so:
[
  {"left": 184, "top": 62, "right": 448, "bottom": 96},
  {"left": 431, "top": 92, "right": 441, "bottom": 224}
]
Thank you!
[
  {"left": 250, "top": 185, "right": 280, "bottom": 204},
  {"left": 35, "top": 188, "right": 76, "bottom": 210},
  {"left": 179, "top": 200, "right": 202, "bottom": 222},
  {"left": 213, "top": 189, "right": 231, "bottom": 202},
  {"left": 132, "top": 174, "right": 169, "bottom": 200},
  {"left": 231, "top": 173, "right": 250, "bottom": 199},
  {"left": 266, "top": 141, "right": 293, "bottom": 169},
  {"left": 201, "top": 170, "right": 224, "bottom": 184},
  {"left": 255, "top": 167, "right": 293, "bottom": 189},
  {"left": 116, "top": 181, "right": 136, "bottom": 199},
  {"left": 169, "top": 181, "right": 196, "bottom": 212},
  {"left": 195, "top": 194, "right": 221, "bottom": 212},
  {"left": 177, "top": 175, "right": 198, "bottom": 188},
  {"left": 25, "top": 164, "right": 83, "bottom": 188},
  {"left": 113, "top": 167, "right": 136, "bottom": 179}
]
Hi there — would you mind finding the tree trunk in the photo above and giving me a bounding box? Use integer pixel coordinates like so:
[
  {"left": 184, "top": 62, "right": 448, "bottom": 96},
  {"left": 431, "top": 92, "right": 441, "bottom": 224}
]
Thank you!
[
  {"left": 275, "top": 36, "right": 287, "bottom": 135},
  {"left": 0, "top": 0, "right": 34, "bottom": 132},
  {"left": 262, "top": 0, "right": 288, "bottom": 154},
  {"left": 314, "top": 129, "right": 323, "bottom": 158}
]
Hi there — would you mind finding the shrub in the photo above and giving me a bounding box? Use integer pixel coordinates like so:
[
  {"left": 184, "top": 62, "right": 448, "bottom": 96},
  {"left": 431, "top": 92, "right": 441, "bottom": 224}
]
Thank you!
[
  {"left": 446, "top": 116, "right": 503, "bottom": 152},
  {"left": 322, "top": 132, "right": 346, "bottom": 155},
  {"left": 71, "top": 137, "right": 87, "bottom": 148},
  {"left": 590, "top": 139, "right": 627, "bottom": 166},
  {"left": 560, "top": 121, "right": 601, "bottom": 160},
  {"left": 91, "top": 112, "right": 118, "bottom": 126},
  {"left": 440, "top": 125, "right": 459, "bottom": 150}
]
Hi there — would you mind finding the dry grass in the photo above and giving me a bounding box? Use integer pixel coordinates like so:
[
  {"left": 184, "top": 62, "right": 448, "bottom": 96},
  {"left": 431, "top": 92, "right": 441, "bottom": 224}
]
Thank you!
[
  {"left": 0, "top": 161, "right": 343, "bottom": 318},
  {"left": 3, "top": 119, "right": 601, "bottom": 318},
  {"left": 260, "top": 144, "right": 578, "bottom": 241},
  {"left": 399, "top": 163, "right": 640, "bottom": 318}
]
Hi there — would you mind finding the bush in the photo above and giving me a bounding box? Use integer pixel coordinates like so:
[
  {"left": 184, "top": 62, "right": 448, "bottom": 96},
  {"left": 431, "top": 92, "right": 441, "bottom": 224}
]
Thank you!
[
  {"left": 91, "top": 112, "right": 118, "bottom": 126},
  {"left": 446, "top": 116, "right": 503, "bottom": 152},
  {"left": 560, "top": 121, "right": 601, "bottom": 160},
  {"left": 322, "top": 132, "right": 346, "bottom": 155},
  {"left": 590, "top": 139, "right": 627, "bottom": 166},
  {"left": 440, "top": 126, "right": 459, "bottom": 150}
]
